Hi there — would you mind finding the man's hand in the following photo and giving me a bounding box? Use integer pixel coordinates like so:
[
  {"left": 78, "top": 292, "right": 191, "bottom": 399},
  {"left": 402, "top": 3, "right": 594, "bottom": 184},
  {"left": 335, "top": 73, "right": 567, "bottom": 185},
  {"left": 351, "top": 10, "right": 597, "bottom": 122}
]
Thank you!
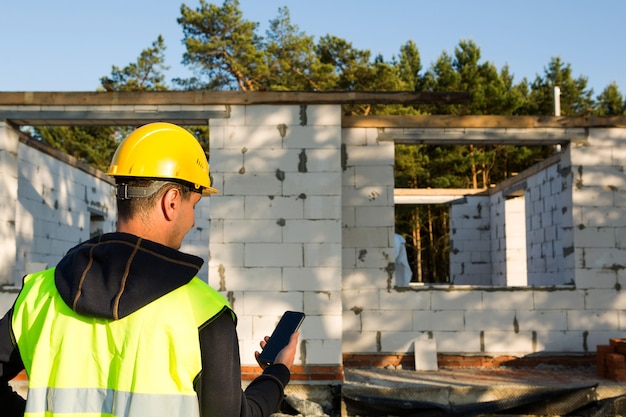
[{"left": 255, "top": 331, "right": 299, "bottom": 370}]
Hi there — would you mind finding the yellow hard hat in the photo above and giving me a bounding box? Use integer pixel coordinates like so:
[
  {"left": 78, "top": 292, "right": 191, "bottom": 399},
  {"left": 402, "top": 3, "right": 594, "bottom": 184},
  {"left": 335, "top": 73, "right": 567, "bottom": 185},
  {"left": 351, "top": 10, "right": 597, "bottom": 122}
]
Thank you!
[{"left": 107, "top": 122, "right": 219, "bottom": 195}]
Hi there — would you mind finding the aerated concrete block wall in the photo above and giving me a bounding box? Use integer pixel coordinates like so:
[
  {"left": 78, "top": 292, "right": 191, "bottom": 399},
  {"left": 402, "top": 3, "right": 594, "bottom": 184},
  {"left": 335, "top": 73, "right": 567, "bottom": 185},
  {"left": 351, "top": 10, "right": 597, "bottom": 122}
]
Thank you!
[
  {"left": 450, "top": 197, "right": 492, "bottom": 285},
  {"left": 451, "top": 158, "right": 568, "bottom": 287},
  {"left": 525, "top": 161, "right": 569, "bottom": 285},
  {"left": 208, "top": 105, "right": 344, "bottom": 368},
  {"left": 341, "top": 126, "right": 396, "bottom": 353},
  {"left": 16, "top": 142, "right": 116, "bottom": 283},
  {"left": 0, "top": 122, "right": 116, "bottom": 313},
  {"left": 0, "top": 122, "right": 18, "bottom": 286},
  {"left": 342, "top": 127, "right": 626, "bottom": 359}
]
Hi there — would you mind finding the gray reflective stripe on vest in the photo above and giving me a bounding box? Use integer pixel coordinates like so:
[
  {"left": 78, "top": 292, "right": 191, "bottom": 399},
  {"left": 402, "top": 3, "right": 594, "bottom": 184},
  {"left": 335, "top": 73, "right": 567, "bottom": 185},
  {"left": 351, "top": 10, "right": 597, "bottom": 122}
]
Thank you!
[{"left": 26, "top": 387, "right": 200, "bottom": 416}]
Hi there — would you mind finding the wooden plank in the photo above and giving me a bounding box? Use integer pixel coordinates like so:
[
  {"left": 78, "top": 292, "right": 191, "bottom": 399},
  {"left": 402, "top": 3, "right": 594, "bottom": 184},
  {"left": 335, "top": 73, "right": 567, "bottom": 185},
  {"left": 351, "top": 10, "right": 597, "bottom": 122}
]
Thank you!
[
  {"left": 343, "top": 114, "right": 626, "bottom": 128},
  {"left": 394, "top": 188, "right": 488, "bottom": 196},
  {"left": 0, "top": 91, "right": 470, "bottom": 106},
  {"left": 0, "top": 110, "right": 228, "bottom": 126}
]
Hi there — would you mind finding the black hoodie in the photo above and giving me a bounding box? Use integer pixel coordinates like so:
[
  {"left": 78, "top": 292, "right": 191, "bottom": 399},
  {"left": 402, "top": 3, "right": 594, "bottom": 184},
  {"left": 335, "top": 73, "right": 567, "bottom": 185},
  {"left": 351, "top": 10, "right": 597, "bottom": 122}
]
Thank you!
[{"left": 0, "top": 232, "right": 290, "bottom": 417}]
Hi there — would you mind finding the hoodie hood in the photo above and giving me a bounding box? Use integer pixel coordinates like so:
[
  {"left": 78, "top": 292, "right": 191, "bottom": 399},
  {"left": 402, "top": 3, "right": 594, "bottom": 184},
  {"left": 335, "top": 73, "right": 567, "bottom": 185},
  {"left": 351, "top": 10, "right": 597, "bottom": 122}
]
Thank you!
[{"left": 55, "top": 232, "right": 204, "bottom": 320}]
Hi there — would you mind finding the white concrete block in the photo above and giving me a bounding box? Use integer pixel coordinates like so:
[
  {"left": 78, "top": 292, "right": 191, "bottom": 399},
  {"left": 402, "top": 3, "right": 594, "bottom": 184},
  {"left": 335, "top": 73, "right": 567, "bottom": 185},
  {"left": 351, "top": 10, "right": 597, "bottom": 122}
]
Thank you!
[
  {"left": 222, "top": 172, "right": 283, "bottom": 195},
  {"left": 373, "top": 331, "right": 413, "bottom": 352},
  {"left": 342, "top": 128, "right": 367, "bottom": 146},
  {"left": 567, "top": 310, "right": 619, "bottom": 331},
  {"left": 532, "top": 330, "right": 577, "bottom": 352},
  {"left": 244, "top": 243, "right": 303, "bottom": 267},
  {"left": 300, "top": 314, "right": 342, "bottom": 339},
  {"left": 585, "top": 330, "right": 626, "bottom": 352},
  {"left": 342, "top": 310, "right": 362, "bottom": 332},
  {"left": 514, "top": 310, "right": 568, "bottom": 331},
  {"left": 282, "top": 266, "right": 341, "bottom": 291},
  {"left": 341, "top": 267, "right": 392, "bottom": 290},
  {"left": 413, "top": 310, "right": 465, "bottom": 331},
  {"left": 343, "top": 226, "right": 392, "bottom": 248},
  {"left": 209, "top": 242, "right": 245, "bottom": 267},
  {"left": 297, "top": 149, "right": 341, "bottom": 173},
  {"left": 344, "top": 144, "right": 393, "bottom": 166},
  {"left": 583, "top": 166, "right": 626, "bottom": 188},
  {"left": 354, "top": 165, "right": 394, "bottom": 188},
  {"left": 245, "top": 105, "right": 301, "bottom": 126},
  {"left": 379, "top": 290, "right": 431, "bottom": 311},
  {"left": 304, "top": 195, "right": 341, "bottom": 220},
  {"left": 213, "top": 148, "right": 258, "bottom": 173},
  {"left": 284, "top": 126, "right": 341, "bottom": 149},
  {"left": 566, "top": 145, "right": 612, "bottom": 165},
  {"left": 413, "top": 335, "right": 438, "bottom": 371},
  {"left": 302, "top": 243, "right": 342, "bottom": 268},
  {"left": 342, "top": 185, "right": 392, "bottom": 207},
  {"left": 243, "top": 148, "right": 293, "bottom": 173},
  {"left": 585, "top": 289, "right": 626, "bottom": 310},
  {"left": 244, "top": 195, "right": 304, "bottom": 219},
  {"left": 209, "top": 219, "right": 224, "bottom": 243},
  {"left": 361, "top": 310, "right": 413, "bottom": 332},
  {"left": 433, "top": 331, "right": 482, "bottom": 353},
  {"left": 355, "top": 206, "right": 394, "bottom": 227},
  {"left": 210, "top": 266, "right": 283, "bottom": 291},
  {"left": 465, "top": 310, "right": 517, "bottom": 331},
  {"left": 575, "top": 267, "right": 616, "bottom": 289},
  {"left": 342, "top": 331, "right": 378, "bottom": 352},
  {"left": 341, "top": 289, "right": 380, "bottom": 311},
  {"left": 342, "top": 247, "right": 357, "bottom": 268},
  {"left": 431, "top": 291, "right": 484, "bottom": 311},
  {"left": 241, "top": 292, "right": 304, "bottom": 316},
  {"left": 283, "top": 172, "right": 342, "bottom": 196},
  {"left": 585, "top": 207, "right": 626, "bottom": 227},
  {"left": 304, "top": 290, "right": 342, "bottom": 315},
  {"left": 304, "top": 339, "right": 342, "bottom": 364},
  {"left": 483, "top": 331, "right": 534, "bottom": 353},
  {"left": 533, "top": 290, "right": 585, "bottom": 310},
  {"left": 283, "top": 219, "right": 341, "bottom": 243},
  {"left": 305, "top": 105, "right": 342, "bottom": 126},
  {"left": 225, "top": 219, "right": 282, "bottom": 243}
]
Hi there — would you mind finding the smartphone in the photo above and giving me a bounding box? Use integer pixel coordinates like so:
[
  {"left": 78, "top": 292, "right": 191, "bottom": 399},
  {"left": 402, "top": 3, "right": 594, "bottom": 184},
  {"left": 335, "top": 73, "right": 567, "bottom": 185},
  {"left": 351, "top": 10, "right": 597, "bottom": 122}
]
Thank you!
[{"left": 258, "top": 311, "right": 305, "bottom": 366}]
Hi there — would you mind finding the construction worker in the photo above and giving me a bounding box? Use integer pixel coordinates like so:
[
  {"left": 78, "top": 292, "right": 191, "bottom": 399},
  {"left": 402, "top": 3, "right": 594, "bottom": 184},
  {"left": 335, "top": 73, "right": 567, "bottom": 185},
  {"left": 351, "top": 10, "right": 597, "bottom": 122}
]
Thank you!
[{"left": 0, "top": 122, "right": 299, "bottom": 416}]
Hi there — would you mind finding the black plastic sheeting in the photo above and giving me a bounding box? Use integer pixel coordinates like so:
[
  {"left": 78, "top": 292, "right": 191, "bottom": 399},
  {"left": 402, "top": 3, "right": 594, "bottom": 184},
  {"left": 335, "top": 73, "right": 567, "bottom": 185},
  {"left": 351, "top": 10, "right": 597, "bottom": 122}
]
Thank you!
[{"left": 342, "top": 385, "right": 626, "bottom": 416}]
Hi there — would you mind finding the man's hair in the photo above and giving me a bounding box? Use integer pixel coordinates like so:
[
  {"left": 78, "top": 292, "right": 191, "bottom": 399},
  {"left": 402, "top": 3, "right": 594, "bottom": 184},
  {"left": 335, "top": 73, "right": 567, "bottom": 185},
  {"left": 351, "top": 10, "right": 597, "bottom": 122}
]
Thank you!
[{"left": 116, "top": 178, "right": 193, "bottom": 223}]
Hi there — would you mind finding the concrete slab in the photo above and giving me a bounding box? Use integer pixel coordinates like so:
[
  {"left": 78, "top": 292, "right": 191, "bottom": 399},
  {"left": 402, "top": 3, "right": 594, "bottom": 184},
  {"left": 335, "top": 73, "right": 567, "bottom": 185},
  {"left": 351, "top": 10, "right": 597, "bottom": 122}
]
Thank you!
[{"left": 342, "top": 367, "right": 626, "bottom": 416}]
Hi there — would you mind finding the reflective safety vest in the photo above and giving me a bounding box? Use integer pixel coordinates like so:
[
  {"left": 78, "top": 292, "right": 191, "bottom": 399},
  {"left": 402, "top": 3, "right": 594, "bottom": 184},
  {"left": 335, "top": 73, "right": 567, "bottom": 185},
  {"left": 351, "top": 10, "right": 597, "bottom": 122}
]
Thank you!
[{"left": 12, "top": 268, "right": 231, "bottom": 417}]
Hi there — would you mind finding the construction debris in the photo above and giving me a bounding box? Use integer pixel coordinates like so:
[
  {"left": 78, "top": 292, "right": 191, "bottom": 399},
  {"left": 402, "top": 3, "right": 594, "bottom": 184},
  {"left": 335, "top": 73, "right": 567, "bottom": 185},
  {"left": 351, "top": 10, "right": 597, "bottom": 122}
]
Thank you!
[{"left": 597, "top": 338, "right": 626, "bottom": 381}]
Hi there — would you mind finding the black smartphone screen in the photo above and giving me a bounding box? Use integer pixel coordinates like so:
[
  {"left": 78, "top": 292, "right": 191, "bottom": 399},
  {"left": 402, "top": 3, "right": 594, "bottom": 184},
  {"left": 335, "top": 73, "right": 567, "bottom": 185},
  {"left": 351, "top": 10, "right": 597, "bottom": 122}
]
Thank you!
[{"left": 258, "top": 311, "right": 305, "bottom": 365}]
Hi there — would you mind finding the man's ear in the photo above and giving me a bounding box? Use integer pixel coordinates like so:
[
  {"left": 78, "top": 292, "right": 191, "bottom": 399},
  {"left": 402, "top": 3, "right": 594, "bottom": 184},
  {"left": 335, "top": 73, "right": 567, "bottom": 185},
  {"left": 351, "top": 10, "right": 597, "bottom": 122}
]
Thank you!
[{"left": 161, "top": 187, "right": 180, "bottom": 221}]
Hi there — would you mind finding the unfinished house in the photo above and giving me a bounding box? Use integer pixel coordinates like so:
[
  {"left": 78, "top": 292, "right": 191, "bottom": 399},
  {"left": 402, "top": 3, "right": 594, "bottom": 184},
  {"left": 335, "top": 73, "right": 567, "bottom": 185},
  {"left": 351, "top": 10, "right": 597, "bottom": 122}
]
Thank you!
[{"left": 1, "top": 92, "right": 625, "bottom": 392}]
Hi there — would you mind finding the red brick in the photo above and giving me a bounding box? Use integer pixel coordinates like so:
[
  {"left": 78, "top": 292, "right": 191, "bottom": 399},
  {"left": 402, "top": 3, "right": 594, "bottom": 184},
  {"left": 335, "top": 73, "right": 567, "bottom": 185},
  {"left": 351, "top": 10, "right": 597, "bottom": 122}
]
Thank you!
[
  {"left": 606, "top": 353, "right": 626, "bottom": 369},
  {"left": 610, "top": 338, "right": 626, "bottom": 347}
]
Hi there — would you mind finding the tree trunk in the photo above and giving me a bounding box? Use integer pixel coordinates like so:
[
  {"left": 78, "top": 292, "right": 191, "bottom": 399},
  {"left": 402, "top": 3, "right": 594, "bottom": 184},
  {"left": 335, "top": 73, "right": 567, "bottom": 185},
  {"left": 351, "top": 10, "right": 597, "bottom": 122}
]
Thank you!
[
  {"left": 470, "top": 144, "right": 478, "bottom": 189},
  {"left": 427, "top": 205, "right": 436, "bottom": 281},
  {"left": 412, "top": 207, "right": 423, "bottom": 283}
]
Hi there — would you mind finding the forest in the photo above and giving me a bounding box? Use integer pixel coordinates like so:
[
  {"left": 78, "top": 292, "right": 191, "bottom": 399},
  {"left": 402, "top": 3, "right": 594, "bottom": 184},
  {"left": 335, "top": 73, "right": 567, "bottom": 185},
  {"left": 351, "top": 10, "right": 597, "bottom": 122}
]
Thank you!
[{"left": 29, "top": 0, "right": 626, "bottom": 283}]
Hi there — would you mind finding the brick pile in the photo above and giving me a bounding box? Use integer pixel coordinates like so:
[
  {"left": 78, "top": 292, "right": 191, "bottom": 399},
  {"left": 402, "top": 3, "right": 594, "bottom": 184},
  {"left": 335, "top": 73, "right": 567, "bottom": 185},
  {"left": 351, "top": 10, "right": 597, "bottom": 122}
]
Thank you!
[{"left": 597, "top": 338, "right": 626, "bottom": 381}]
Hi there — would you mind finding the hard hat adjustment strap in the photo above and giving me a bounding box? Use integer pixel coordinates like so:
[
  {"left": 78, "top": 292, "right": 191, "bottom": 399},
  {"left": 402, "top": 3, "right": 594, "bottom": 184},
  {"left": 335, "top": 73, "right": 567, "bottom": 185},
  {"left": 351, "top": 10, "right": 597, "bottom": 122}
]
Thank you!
[{"left": 116, "top": 181, "right": 169, "bottom": 200}]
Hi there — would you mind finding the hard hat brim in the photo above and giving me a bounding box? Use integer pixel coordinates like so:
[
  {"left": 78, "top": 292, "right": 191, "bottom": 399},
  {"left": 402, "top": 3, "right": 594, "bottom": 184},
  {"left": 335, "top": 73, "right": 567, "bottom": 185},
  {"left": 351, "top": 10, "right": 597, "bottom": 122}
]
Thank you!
[{"left": 201, "top": 186, "right": 220, "bottom": 196}]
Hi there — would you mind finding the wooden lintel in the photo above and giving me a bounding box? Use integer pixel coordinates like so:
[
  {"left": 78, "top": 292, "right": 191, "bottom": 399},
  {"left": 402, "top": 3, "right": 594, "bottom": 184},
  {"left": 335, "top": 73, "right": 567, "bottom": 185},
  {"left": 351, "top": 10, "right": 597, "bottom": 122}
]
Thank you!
[
  {"left": 394, "top": 188, "right": 488, "bottom": 197},
  {"left": 0, "top": 91, "right": 470, "bottom": 106},
  {"left": 343, "top": 114, "right": 626, "bottom": 129}
]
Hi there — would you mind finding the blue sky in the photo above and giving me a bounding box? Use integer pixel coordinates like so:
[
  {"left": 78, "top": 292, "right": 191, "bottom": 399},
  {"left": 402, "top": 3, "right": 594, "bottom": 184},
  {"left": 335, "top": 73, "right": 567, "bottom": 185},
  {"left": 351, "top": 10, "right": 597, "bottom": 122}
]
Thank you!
[{"left": 0, "top": 0, "right": 623, "bottom": 96}]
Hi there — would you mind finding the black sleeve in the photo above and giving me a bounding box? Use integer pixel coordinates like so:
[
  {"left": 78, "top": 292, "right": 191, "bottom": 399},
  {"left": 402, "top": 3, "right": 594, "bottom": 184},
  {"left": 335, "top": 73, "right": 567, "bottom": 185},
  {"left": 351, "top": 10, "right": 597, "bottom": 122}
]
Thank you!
[
  {"left": 197, "top": 308, "right": 290, "bottom": 417},
  {"left": 0, "top": 307, "right": 26, "bottom": 416}
]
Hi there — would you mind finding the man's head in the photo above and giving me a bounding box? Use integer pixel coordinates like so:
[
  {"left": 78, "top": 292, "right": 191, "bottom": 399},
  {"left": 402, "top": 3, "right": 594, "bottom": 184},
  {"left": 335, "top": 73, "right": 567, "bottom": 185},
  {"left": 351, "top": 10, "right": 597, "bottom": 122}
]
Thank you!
[{"left": 106, "top": 122, "right": 218, "bottom": 248}]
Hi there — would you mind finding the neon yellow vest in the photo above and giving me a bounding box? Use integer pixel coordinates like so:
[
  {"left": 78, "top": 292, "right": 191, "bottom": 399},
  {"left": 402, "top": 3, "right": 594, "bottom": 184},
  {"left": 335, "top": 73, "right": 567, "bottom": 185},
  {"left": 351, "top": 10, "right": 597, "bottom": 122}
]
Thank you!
[{"left": 12, "top": 267, "right": 230, "bottom": 417}]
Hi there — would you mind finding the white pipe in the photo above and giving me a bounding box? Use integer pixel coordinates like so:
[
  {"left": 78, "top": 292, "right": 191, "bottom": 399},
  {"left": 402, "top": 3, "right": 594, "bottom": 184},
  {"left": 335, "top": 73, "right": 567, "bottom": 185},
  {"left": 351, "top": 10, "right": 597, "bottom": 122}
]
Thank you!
[{"left": 554, "top": 86, "right": 561, "bottom": 116}]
